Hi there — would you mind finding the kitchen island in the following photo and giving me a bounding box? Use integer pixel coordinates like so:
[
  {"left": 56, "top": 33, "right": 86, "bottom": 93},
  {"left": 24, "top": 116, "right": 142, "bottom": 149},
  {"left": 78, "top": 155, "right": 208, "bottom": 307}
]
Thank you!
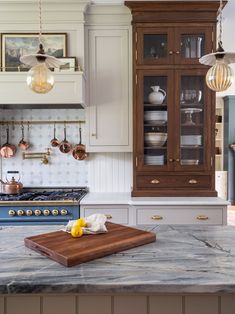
[{"left": 1, "top": 225, "right": 235, "bottom": 314}]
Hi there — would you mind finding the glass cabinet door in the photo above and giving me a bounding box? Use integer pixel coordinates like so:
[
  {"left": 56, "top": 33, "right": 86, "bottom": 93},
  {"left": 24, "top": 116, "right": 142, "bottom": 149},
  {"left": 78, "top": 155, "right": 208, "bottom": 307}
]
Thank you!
[
  {"left": 176, "top": 70, "right": 211, "bottom": 171},
  {"left": 136, "top": 70, "right": 174, "bottom": 171},
  {"left": 175, "top": 28, "right": 213, "bottom": 64},
  {"left": 137, "top": 28, "right": 174, "bottom": 65}
]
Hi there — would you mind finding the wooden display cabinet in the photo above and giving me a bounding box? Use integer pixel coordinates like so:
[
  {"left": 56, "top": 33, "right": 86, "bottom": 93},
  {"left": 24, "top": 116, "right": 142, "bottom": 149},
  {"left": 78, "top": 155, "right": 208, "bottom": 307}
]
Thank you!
[{"left": 125, "top": 1, "right": 224, "bottom": 197}]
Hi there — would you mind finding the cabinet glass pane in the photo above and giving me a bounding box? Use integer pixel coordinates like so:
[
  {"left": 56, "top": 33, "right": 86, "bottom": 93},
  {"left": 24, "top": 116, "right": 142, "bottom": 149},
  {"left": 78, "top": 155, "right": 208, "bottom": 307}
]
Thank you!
[
  {"left": 144, "top": 34, "right": 168, "bottom": 60},
  {"left": 181, "top": 34, "right": 205, "bottom": 59},
  {"left": 143, "top": 76, "right": 168, "bottom": 166},
  {"left": 180, "top": 76, "right": 204, "bottom": 166}
]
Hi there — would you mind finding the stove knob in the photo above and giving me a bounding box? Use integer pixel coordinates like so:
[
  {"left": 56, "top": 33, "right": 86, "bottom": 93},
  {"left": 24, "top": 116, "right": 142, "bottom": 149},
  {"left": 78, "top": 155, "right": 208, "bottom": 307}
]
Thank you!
[
  {"left": 60, "top": 209, "right": 68, "bottom": 216},
  {"left": 17, "top": 210, "right": 24, "bottom": 216},
  {"left": 52, "top": 209, "right": 59, "bottom": 216},
  {"left": 26, "top": 210, "right": 33, "bottom": 216},
  {"left": 8, "top": 209, "right": 16, "bottom": 216},
  {"left": 34, "top": 209, "right": 42, "bottom": 216},
  {"left": 43, "top": 209, "right": 50, "bottom": 216}
]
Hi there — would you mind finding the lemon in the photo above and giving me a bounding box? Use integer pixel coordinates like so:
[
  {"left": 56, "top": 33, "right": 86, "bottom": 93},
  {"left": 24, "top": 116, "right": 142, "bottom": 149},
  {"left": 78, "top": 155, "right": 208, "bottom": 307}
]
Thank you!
[
  {"left": 71, "top": 225, "right": 83, "bottom": 238},
  {"left": 74, "top": 217, "right": 86, "bottom": 228}
]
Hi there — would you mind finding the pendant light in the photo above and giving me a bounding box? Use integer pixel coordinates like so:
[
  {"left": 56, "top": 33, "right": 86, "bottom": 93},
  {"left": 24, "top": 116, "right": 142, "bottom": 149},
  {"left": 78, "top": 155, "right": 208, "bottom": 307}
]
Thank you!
[
  {"left": 20, "top": 0, "right": 63, "bottom": 94},
  {"left": 199, "top": 0, "right": 235, "bottom": 92}
]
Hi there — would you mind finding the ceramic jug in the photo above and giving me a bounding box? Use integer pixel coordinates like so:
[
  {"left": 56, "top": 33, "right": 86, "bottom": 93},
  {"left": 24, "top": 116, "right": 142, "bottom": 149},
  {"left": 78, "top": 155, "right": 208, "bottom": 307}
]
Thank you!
[{"left": 148, "top": 86, "right": 166, "bottom": 105}]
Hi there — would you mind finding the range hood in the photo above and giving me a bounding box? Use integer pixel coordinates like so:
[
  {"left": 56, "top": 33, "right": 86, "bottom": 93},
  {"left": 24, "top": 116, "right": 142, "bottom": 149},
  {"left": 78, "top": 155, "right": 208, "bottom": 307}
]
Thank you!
[{"left": 0, "top": 72, "right": 86, "bottom": 109}]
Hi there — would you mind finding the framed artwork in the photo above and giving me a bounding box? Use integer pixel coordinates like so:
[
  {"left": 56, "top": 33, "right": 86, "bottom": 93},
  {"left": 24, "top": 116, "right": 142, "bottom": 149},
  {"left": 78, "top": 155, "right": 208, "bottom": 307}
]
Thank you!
[
  {"left": 54, "top": 57, "right": 77, "bottom": 72},
  {"left": 1, "top": 33, "right": 67, "bottom": 71}
]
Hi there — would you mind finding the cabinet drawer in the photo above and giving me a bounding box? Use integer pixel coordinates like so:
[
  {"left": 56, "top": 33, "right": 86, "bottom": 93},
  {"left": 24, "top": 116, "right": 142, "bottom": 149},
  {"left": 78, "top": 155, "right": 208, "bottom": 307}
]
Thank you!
[
  {"left": 137, "top": 208, "right": 223, "bottom": 225},
  {"left": 136, "top": 175, "right": 211, "bottom": 189},
  {"left": 83, "top": 207, "right": 129, "bottom": 224}
]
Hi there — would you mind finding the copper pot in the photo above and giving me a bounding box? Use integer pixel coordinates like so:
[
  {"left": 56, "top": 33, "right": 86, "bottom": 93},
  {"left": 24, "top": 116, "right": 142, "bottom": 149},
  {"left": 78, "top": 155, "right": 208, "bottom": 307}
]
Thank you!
[
  {"left": 72, "top": 127, "right": 88, "bottom": 160},
  {"left": 0, "top": 171, "right": 23, "bottom": 194},
  {"left": 0, "top": 127, "right": 17, "bottom": 158}
]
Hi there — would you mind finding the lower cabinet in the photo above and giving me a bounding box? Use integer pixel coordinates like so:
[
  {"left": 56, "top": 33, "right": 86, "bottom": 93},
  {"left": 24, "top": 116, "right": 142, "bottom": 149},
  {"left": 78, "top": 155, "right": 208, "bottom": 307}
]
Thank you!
[
  {"left": 1, "top": 295, "right": 235, "bottom": 314},
  {"left": 136, "top": 207, "right": 225, "bottom": 225},
  {"left": 80, "top": 203, "right": 227, "bottom": 225},
  {"left": 80, "top": 205, "right": 130, "bottom": 225}
]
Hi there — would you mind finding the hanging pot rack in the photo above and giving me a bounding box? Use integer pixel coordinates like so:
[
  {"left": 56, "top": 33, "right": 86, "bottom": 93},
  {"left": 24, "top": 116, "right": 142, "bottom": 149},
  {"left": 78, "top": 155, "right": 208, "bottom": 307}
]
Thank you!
[{"left": 0, "top": 120, "right": 85, "bottom": 126}]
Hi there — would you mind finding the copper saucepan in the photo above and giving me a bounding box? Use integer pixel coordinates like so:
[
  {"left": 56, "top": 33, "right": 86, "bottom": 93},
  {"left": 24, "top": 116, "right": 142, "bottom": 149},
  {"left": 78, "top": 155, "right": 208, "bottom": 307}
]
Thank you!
[
  {"left": 0, "top": 126, "right": 17, "bottom": 158},
  {"left": 50, "top": 123, "right": 60, "bottom": 147},
  {"left": 18, "top": 124, "right": 30, "bottom": 150},
  {"left": 72, "top": 126, "right": 88, "bottom": 160},
  {"left": 59, "top": 124, "right": 72, "bottom": 154}
]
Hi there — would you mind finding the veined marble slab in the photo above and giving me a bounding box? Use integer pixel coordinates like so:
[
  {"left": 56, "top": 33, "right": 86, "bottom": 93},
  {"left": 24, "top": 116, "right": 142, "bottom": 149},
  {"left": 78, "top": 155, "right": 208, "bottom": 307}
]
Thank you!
[{"left": 1, "top": 225, "right": 235, "bottom": 294}]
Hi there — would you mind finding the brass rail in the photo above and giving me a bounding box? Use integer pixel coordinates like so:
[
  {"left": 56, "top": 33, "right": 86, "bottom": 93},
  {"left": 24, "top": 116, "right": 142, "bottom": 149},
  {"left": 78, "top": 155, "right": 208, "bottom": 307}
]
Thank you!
[{"left": 0, "top": 120, "right": 85, "bottom": 125}]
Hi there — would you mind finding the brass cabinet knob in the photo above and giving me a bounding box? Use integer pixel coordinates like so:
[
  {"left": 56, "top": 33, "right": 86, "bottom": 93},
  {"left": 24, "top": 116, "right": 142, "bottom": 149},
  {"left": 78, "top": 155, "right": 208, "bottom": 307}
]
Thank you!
[
  {"left": 8, "top": 209, "right": 16, "bottom": 216},
  {"left": 60, "top": 209, "right": 68, "bottom": 216},
  {"left": 17, "top": 209, "right": 24, "bottom": 216},
  {"left": 105, "top": 214, "right": 112, "bottom": 220},
  {"left": 175, "top": 51, "right": 180, "bottom": 54},
  {"left": 197, "top": 215, "right": 209, "bottom": 221},
  {"left": 175, "top": 159, "right": 180, "bottom": 162},
  {"left": 169, "top": 158, "right": 174, "bottom": 162},
  {"left": 189, "top": 179, "right": 198, "bottom": 184},
  {"left": 34, "top": 209, "right": 42, "bottom": 216},
  {"left": 169, "top": 51, "right": 173, "bottom": 55},
  {"left": 151, "top": 215, "right": 163, "bottom": 220},
  {"left": 151, "top": 179, "right": 160, "bottom": 184},
  {"left": 52, "top": 209, "right": 59, "bottom": 216},
  {"left": 43, "top": 209, "right": 50, "bottom": 216},
  {"left": 26, "top": 210, "right": 33, "bottom": 216}
]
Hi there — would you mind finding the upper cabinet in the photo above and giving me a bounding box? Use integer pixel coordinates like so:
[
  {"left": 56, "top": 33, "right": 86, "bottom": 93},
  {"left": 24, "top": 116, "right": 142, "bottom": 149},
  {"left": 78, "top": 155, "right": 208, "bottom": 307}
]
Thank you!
[
  {"left": 125, "top": 1, "right": 221, "bottom": 197},
  {"left": 85, "top": 4, "right": 132, "bottom": 153},
  {"left": 86, "top": 29, "right": 132, "bottom": 152},
  {"left": 137, "top": 27, "right": 212, "bottom": 65}
]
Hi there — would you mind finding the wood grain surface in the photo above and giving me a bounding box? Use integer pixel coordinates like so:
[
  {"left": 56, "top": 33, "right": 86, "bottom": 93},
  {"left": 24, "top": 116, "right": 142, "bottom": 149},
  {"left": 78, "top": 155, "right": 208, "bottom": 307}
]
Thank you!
[{"left": 24, "top": 222, "right": 156, "bottom": 267}]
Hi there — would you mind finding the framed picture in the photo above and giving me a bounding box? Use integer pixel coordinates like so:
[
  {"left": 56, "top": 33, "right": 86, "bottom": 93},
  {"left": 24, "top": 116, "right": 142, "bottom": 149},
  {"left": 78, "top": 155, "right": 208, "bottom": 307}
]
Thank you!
[
  {"left": 1, "top": 33, "right": 67, "bottom": 71},
  {"left": 54, "top": 57, "right": 77, "bottom": 72}
]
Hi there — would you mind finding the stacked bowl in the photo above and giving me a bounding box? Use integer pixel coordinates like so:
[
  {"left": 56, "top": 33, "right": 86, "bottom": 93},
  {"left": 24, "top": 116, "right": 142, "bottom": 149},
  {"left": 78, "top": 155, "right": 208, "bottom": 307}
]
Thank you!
[
  {"left": 145, "top": 132, "right": 167, "bottom": 147},
  {"left": 144, "top": 111, "right": 167, "bottom": 125}
]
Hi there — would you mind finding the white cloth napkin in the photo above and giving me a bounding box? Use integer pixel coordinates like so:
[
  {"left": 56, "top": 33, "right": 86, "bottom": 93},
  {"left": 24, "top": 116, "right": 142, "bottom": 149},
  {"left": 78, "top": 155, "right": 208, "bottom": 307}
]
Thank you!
[{"left": 64, "top": 213, "right": 108, "bottom": 234}]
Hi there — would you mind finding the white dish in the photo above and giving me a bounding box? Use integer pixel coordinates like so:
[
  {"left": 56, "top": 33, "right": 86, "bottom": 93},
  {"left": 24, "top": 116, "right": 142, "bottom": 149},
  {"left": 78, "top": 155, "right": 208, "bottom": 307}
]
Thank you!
[
  {"left": 181, "top": 135, "right": 202, "bottom": 146},
  {"left": 181, "top": 159, "right": 199, "bottom": 165}
]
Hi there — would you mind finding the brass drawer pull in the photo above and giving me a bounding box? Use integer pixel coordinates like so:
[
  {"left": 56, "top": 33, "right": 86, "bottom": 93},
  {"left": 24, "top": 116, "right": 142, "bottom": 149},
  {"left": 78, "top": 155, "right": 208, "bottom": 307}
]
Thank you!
[
  {"left": 105, "top": 214, "right": 112, "bottom": 220},
  {"left": 189, "top": 179, "right": 198, "bottom": 184},
  {"left": 151, "top": 215, "right": 163, "bottom": 220},
  {"left": 151, "top": 179, "right": 160, "bottom": 184},
  {"left": 169, "top": 51, "right": 173, "bottom": 55},
  {"left": 197, "top": 215, "right": 209, "bottom": 221}
]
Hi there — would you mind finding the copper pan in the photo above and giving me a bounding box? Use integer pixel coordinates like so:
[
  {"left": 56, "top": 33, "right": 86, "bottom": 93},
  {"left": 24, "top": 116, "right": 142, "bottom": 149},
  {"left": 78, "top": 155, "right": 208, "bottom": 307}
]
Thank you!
[
  {"left": 0, "top": 127, "right": 17, "bottom": 158},
  {"left": 59, "top": 124, "right": 72, "bottom": 154},
  {"left": 18, "top": 123, "right": 30, "bottom": 150},
  {"left": 72, "top": 126, "right": 88, "bottom": 160},
  {"left": 50, "top": 123, "right": 60, "bottom": 147}
]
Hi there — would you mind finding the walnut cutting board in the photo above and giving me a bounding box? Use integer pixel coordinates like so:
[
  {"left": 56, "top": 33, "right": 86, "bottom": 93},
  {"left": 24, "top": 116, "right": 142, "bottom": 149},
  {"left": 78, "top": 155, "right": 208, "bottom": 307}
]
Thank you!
[{"left": 24, "top": 222, "right": 156, "bottom": 267}]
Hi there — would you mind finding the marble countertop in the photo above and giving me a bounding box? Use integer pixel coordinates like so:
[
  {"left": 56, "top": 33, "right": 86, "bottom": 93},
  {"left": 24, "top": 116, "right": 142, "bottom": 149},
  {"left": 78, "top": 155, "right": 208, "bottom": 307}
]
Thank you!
[
  {"left": 80, "top": 192, "right": 229, "bottom": 206},
  {"left": 1, "top": 224, "right": 235, "bottom": 294}
]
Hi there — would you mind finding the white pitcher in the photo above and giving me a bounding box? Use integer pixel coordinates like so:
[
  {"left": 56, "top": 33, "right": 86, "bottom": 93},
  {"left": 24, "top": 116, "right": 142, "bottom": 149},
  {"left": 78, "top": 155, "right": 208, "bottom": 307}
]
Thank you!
[{"left": 148, "top": 86, "right": 166, "bottom": 105}]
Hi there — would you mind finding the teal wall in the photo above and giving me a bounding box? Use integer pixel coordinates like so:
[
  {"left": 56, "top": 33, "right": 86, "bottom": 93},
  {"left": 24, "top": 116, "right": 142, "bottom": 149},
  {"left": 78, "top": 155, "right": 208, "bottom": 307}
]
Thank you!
[{"left": 223, "top": 96, "right": 235, "bottom": 204}]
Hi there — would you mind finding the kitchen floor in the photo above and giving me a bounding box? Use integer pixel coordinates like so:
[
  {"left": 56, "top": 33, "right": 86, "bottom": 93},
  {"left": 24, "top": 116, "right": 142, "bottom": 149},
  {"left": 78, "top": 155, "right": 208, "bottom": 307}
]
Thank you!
[{"left": 228, "top": 206, "right": 235, "bottom": 225}]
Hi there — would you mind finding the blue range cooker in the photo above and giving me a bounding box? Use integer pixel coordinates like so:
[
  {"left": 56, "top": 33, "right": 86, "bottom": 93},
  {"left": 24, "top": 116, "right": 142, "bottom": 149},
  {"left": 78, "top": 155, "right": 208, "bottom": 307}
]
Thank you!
[{"left": 0, "top": 187, "right": 88, "bottom": 225}]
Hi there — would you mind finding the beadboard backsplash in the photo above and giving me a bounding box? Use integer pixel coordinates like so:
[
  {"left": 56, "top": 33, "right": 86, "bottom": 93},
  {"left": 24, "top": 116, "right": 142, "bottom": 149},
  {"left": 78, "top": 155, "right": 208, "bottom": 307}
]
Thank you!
[
  {"left": 0, "top": 108, "right": 88, "bottom": 187},
  {"left": 0, "top": 108, "right": 132, "bottom": 191}
]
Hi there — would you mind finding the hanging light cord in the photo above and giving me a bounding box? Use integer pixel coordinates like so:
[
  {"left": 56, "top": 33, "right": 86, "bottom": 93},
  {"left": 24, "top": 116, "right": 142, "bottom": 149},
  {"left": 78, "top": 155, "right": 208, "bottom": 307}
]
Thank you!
[
  {"left": 38, "top": 0, "right": 42, "bottom": 44},
  {"left": 218, "top": 0, "right": 223, "bottom": 46}
]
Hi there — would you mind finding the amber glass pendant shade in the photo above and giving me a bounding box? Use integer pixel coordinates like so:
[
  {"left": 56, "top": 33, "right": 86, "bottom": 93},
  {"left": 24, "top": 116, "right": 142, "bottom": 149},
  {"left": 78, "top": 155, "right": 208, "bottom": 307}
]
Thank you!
[
  {"left": 27, "top": 63, "right": 54, "bottom": 94},
  {"left": 206, "top": 59, "right": 234, "bottom": 92}
]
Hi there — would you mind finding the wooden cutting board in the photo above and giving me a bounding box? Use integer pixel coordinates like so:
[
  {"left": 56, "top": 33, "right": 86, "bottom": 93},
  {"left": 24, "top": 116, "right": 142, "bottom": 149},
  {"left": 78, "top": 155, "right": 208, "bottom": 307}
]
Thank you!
[{"left": 24, "top": 222, "right": 156, "bottom": 267}]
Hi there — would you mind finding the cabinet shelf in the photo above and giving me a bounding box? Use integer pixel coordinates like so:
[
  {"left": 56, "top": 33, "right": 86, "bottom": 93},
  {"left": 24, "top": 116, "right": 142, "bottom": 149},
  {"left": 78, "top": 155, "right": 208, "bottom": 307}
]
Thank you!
[
  {"left": 181, "top": 146, "right": 203, "bottom": 149},
  {"left": 144, "top": 146, "right": 167, "bottom": 150}
]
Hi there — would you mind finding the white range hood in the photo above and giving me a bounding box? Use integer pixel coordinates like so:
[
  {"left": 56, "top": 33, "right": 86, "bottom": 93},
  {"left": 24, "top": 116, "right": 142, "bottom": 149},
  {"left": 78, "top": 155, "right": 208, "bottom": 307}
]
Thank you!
[{"left": 0, "top": 72, "right": 86, "bottom": 108}]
